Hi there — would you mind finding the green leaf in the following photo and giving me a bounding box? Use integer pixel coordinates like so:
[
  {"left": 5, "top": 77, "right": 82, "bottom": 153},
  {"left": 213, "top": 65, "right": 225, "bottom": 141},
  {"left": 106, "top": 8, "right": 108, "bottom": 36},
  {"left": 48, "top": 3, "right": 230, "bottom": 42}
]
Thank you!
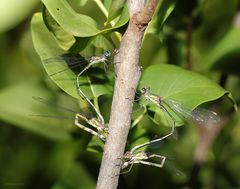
[
  {"left": 0, "top": 0, "right": 38, "bottom": 33},
  {"left": 42, "top": 0, "right": 129, "bottom": 37},
  {"left": 31, "top": 13, "right": 113, "bottom": 100},
  {"left": 107, "top": 0, "right": 126, "bottom": 23},
  {"left": 75, "top": 0, "right": 89, "bottom": 7},
  {"left": 203, "top": 27, "right": 240, "bottom": 72},
  {"left": 0, "top": 79, "right": 73, "bottom": 140},
  {"left": 43, "top": 6, "right": 76, "bottom": 50},
  {"left": 127, "top": 126, "right": 150, "bottom": 152},
  {"left": 110, "top": 4, "right": 129, "bottom": 30},
  {"left": 139, "top": 64, "right": 236, "bottom": 126},
  {"left": 147, "top": 0, "right": 176, "bottom": 37},
  {"left": 71, "top": 35, "right": 115, "bottom": 55},
  {"left": 86, "top": 136, "right": 104, "bottom": 153},
  {"left": 42, "top": 0, "right": 100, "bottom": 37},
  {"left": 31, "top": 13, "right": 79, "bottom": 99}
]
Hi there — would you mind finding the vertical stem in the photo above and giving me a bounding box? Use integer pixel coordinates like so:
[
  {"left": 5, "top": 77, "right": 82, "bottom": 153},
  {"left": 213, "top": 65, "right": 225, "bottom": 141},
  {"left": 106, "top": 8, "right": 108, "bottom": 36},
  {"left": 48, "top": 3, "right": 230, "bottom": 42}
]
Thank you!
[{"left": 96, "top": 1, "right": 159, "bottom": 189}]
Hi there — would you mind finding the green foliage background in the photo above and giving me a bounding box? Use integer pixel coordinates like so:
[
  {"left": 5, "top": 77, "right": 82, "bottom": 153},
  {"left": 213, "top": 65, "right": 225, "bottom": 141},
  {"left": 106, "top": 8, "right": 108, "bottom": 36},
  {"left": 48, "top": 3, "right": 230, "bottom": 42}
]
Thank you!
[{"left": 0, "top": 0, "right": 239, "bottom": 189}]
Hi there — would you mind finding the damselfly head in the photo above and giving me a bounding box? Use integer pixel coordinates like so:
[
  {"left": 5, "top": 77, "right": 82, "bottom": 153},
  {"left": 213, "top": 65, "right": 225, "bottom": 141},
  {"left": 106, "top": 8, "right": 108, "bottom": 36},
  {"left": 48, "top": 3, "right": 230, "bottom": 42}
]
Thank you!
[
  {"left": 140, "top": 87, "right": 150, "bottom": 95},
  {"left": 123, "top": 151, "right": 133, "bottom": 160},
  {"left": 103, "top": 51, "right": 112, "bottom": 59}
]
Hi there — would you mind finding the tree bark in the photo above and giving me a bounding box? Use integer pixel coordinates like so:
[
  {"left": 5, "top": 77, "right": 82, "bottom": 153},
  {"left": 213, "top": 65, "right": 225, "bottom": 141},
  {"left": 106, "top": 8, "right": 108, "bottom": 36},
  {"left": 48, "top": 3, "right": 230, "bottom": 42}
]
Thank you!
[{"left": 96, "top": 1, "right": 159, "bottom": 189}]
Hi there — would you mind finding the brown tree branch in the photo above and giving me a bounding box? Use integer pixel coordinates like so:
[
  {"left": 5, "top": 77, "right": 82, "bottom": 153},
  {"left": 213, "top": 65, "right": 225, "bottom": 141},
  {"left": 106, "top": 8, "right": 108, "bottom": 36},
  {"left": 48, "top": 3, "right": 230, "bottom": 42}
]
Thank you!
[{"left": 96, "top": 1, "right": 159, "bottom": 189}]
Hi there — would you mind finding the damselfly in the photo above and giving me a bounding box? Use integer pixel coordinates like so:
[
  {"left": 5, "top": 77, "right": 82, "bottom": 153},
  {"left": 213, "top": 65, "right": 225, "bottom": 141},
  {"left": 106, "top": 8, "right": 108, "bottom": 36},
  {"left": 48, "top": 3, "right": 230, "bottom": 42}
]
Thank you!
[
  {"left": 140, "top": 87, "right": 220, "bottom": 125},
  {"left": 31, "top": 96, "right": 108, "bottom": 141},
  {"left": 42, "top": 51, "right": 113, "bottom": 124},
  {"left": 136, "top": 87, "right": 220, "bottom": 148}
]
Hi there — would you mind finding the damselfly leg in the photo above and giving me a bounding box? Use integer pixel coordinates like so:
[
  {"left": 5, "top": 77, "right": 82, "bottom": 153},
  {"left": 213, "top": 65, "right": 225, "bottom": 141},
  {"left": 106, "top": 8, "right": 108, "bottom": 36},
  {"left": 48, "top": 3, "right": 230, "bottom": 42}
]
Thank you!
[
  {"left": 31, "top": 96, "right": 108, "bottom": 141},
  {"left": 120, "top": 151, "right": 166, "bottom": 174}
]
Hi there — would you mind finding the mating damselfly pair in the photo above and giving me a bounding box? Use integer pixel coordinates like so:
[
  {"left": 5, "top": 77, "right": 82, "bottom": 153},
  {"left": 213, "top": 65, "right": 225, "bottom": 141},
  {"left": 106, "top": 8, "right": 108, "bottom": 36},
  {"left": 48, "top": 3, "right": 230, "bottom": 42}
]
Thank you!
[
  {"left": 31, "top": 87, "right": 220, "bottom": 173},
  {"left": 38, "top": 50, "right": 220, "bottom": 173}
]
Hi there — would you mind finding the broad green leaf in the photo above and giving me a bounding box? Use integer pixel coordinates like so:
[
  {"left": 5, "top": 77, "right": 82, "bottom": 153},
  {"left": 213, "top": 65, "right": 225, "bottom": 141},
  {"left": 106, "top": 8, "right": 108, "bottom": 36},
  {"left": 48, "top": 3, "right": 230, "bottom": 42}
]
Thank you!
[
  {"left": 0, "top": 79, "right": 73, "bottom": 140},
  {"left": 31, "top": 13, "right": 113, "bottom": 100},
  {"left": 42, "top": 0, "right": 100, "bottom": 37},
  {"left": 0, "top": 0, "right": 38, "bottom": 33},
  {"left": 139, "top": 64, "right": 236, "bottom": 126},
  {"left": 107, "top": 0, "right": 126, "bottom": 23},
  {"left": 71, "top": 35, "right": 115, "bottom": 55},
  {"left": 42, "top": 0, "right": 129, "bottom": 37},
  {"left": 31, "top": 13, "right": 78, "bottom": 98},
  {"left": 43, "top": 6, "right": 75, "bottom": 50}
]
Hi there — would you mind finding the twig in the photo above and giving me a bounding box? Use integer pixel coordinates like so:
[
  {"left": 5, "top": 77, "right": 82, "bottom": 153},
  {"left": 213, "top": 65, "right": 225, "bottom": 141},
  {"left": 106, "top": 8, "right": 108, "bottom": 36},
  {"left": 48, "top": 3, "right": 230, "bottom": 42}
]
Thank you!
[{"left": 96, "top": 1, "right": 159, "bottom": 189}]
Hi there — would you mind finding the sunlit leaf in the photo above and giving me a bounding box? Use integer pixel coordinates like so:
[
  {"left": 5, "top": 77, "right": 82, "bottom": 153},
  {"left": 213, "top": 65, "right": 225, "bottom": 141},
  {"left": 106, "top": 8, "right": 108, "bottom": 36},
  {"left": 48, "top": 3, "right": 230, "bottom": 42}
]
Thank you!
[
  {"left": 42, "top": 0, "right": 100, "bottom": 37},
  {"left": 31, "top": 13, "right": 114, "bottom": 100},
  {"left": 139, "top": 64, "right": 236, "bottom": 126},
  {"left": 107, "top": 0, "right": 126, "bottom": 23},
  {"left": 42, "top": 0, "right": 129, "bottom": 37},
  {"left": 43, "top": 6, "right": 75, "bottom": 50}
]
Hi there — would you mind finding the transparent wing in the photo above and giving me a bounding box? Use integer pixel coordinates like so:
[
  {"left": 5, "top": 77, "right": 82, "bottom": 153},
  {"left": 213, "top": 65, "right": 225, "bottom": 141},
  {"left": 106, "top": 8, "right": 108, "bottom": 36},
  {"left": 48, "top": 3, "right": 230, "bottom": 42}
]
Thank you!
[
  {"left": 191, "top": 107, "right": 220, "bottom": 124},
  {"left": 42, "top": 53, "right": 89, "bottom": 77},
  {"left": 43, "top": 53, "right": 89, "bottom": 65},
  {"left": 164, "top": 99, "right": 220, "bottom": 125},
  {"left": 31, "top": 96, "right": 94, "bottom": 120}
]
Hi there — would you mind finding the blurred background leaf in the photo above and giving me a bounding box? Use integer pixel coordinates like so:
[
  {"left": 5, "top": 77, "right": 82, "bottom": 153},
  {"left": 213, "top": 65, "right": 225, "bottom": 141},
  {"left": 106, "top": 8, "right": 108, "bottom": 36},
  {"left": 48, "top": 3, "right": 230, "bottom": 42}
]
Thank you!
[
  {"left": 0, "top": 0, "right": 38, "bottom": 33},
  {"left": 0, "top": 0, "right": 239, "bottom": 189}
]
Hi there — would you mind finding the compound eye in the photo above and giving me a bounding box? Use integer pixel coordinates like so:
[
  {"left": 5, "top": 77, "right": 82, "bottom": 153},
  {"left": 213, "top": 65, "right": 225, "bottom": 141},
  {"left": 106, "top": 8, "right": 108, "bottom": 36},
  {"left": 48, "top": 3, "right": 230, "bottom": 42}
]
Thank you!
[
  {"left": 140, "top": 87, "right": 146, "bottom": 93},
  {"left": 104, "top": 51, "right": 111, "bottom": 57}
]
